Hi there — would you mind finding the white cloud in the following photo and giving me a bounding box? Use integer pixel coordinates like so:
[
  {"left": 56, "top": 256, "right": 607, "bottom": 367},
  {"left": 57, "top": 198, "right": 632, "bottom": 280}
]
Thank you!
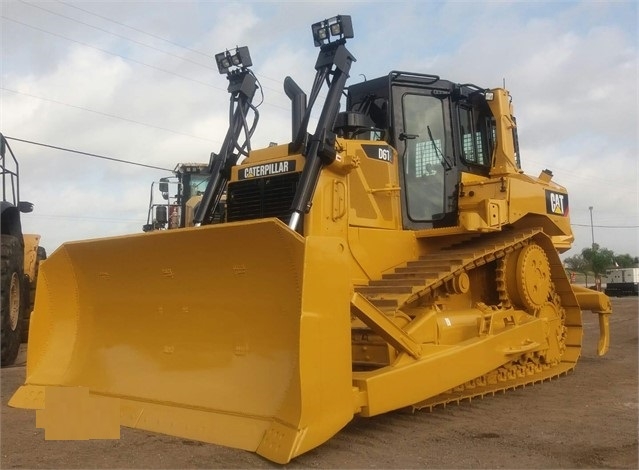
[{"left": 1, "top": 1, "right": 637, "bottom": 257}]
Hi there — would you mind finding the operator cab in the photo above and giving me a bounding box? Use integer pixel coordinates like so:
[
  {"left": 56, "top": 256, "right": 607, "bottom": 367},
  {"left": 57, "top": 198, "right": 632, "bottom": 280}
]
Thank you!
[
  {"left": 343, "top": 71, "right": 513, "bottom": 230},
  {"left": 143, "top": 163, "right": 213, "bottom": 232}
]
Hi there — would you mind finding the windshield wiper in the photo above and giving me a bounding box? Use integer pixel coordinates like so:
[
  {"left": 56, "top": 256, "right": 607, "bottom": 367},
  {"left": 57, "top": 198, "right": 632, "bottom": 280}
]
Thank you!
[{"left": 426, "top": 125, "right": 452, "bottom": 171}]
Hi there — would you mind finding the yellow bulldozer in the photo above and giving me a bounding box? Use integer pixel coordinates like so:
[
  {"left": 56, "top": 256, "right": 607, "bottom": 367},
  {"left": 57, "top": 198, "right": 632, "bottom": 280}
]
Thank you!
[
  {"left": 10, "top": 15, "right": 612, "bottom": 464},
  {"left": 142, "top": 162, "right": 212, "bottom": 232}
]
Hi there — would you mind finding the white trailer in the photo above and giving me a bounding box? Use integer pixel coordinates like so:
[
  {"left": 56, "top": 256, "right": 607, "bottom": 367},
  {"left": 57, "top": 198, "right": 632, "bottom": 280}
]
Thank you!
[{"left": 604, "top": 268, "right": 639, "bottom": 296}]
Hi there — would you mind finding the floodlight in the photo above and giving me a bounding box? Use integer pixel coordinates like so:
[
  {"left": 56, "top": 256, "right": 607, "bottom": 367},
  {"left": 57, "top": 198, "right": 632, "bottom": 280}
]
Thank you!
[
  {"left": 215, "top": 51, "right": 231, "bottom": 74},
  {"left": 311, "top": 15, "right": 353, "bottom": 47},
  {"left": 311, "top": 23, "right": 327, "bottom": 46},
  {"left": 233, "top": 46, "right": 252, "bottom": 68},
  {"left": 215, "top": 46, "right": 252, "bottom": 74}
]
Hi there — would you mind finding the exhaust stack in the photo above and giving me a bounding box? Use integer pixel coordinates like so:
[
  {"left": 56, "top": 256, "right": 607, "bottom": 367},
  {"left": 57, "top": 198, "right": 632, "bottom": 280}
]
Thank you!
[{"left": 284, "top": 76, "right": 307, "bottom": 142}]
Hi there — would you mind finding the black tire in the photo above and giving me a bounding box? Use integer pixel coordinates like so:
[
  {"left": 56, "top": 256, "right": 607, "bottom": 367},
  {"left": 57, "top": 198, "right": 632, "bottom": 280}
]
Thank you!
[
  {"left": 22, "top": 245, "right": 46, "bottom": 343},
  {"left": 1, "top": 235, "right": 25, "bottom": 366}
]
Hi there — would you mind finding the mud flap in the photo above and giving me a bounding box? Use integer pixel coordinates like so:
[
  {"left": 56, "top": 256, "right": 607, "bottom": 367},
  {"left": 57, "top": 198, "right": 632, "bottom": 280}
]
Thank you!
[{"left": 10, "top": 219, "right": 355, "bottom": 463}]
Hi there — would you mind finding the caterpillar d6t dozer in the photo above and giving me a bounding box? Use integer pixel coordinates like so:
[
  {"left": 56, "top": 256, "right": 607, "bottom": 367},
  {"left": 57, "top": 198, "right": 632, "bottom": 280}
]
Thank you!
[{"left": 10, "top": 15, "right": 612, "bottom": 464}]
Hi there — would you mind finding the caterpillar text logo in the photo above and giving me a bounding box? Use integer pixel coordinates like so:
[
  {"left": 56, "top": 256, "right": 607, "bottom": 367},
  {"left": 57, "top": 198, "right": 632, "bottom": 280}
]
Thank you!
[
  {"left": 362, "top": 144, "right": 393, "bottom": 163},
  {"left": 239, "top": 160, "right": 296, "bottom": 180},
  {"left": 545, "top": 190, "right": 569, "bottom": 216}
]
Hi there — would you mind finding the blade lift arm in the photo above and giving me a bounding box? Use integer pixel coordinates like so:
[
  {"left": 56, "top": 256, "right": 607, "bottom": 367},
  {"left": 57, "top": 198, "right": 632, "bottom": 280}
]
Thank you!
[
  {"left": 193, "top": 68, "right": 258, "bottom": 226},
  {"left": 288, "top": 41, "right": 356, "bottom": 232}
]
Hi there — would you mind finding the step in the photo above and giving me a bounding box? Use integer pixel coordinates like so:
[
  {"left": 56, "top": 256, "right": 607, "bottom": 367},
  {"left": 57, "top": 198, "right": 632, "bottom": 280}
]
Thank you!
[
  {"left": 369, "top": 278, "right": 427, "bottom": 287},
  {"left": 405, "top": 260, "right": 454, "bottom": 269},
  {"left": 394, "top": 266, "right": 447, "bottom": 275},
  {"left": 354, "top": 285, "right": 415, "bottom": 295},
  {"left": 382, "top": 272, "right": 438, "bottom": 281}
]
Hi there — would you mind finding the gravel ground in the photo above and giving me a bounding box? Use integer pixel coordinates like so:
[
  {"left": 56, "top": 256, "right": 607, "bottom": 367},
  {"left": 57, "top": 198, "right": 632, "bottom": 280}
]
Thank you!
[{"left": 1, "top": 297, "right": 637, "bottom": 469}]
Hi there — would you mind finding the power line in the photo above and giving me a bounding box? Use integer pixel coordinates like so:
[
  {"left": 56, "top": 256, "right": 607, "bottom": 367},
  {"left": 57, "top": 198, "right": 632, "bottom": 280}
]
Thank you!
[
  {"left": 2, "top": 7, "right": 324, "bottom": 139},
  {"left": 57, "top": 0, "right": 214, "bottom": 59},
  {"left": 55, "top": 0, "right": 286, "bottom": 86},
  {"left": 523, "top": 155, "right": 639, "bottom": 188},
  {"left": 572, "top": 223, "right": 639, "bottom": 229},
  {"left": 1, "top": 87, "right": 220, "bottom": 143},
  {"left": 2, "top": 15, "right": 293, "bottom": 113},
  {"left": 4, "top": 136, "right": 173, "bottom": 171},
  {"left": 20, "top": 0, "right": 218, "bottom": 71},
  {"left": 1, "top": 15, "right": 225, "bottom": 92},
  {"left": 35, "top": 213, "right": 141, "bottom": 222},
  {"left": 14, "top": 0, "right": 289, "bottom": 95}
]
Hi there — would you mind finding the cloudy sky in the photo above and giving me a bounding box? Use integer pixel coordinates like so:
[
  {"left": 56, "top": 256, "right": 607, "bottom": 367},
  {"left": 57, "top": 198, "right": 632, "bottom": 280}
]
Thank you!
[{"left": 1, "top": 0, "right": 637, "bottom": 258}]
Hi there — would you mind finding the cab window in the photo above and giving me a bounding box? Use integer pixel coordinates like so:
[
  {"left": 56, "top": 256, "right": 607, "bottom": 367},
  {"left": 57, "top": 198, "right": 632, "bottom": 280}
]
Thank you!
[
  {"left": 402, "top": 94, "right": 447, "bottom": 221},
  {"left": 458, "top": 105, "right": 492, "bottom": 167}
]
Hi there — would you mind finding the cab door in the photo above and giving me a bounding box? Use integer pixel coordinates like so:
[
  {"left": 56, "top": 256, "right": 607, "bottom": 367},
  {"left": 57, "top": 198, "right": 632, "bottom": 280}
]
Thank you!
[{"left": 392, "top": 88, "right": 455, "bottom": 228}]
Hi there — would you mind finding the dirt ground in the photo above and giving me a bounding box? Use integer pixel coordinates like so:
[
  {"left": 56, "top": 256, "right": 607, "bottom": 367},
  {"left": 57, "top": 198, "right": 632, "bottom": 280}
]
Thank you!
[{"left": 1, "top": 298, "right": 637, "bottom": 469}]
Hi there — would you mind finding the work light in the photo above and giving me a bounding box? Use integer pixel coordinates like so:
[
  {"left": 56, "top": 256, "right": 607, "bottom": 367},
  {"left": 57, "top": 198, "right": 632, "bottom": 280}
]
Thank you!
[
  {"left": 311, "top": 15, "right": 353, "bottom": 47},
  {"left": 215, "top": 46, "right": 252, "bottom": 74}
]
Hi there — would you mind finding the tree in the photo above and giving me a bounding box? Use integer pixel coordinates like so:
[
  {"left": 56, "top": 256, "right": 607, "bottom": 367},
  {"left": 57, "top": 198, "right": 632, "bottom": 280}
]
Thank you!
[
  {"left": 613, "top": 254, "right": 639, "bottom": 268},
  {"left": 582, "top": 244, "right": 615, "bottom": 282},
  {"left": 564, "top": 253, "right": 591, "bottom": 286},
  {"left": 564, "top": 244, "right": 637, "bottom": 288}
]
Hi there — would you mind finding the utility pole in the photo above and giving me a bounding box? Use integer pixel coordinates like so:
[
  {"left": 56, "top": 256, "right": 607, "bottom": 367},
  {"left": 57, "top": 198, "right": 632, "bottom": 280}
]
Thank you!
[
  {"left": 588, "top": 205, "right": 600, "bottom": 291},
  {"left": 588, "top": 206, "right": 595, "bottom": 248}
]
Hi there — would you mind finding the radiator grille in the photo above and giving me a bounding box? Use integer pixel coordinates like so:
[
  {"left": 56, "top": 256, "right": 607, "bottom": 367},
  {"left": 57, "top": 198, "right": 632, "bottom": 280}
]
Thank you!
[{"left": 226, "top": 172, "right": 300, "bottom": 222}]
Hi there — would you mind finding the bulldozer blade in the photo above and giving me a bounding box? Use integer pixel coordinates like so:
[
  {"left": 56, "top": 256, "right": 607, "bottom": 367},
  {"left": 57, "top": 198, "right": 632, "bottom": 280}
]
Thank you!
[{"left": 10, "top": 219, "right": 355, "bottom": 463}]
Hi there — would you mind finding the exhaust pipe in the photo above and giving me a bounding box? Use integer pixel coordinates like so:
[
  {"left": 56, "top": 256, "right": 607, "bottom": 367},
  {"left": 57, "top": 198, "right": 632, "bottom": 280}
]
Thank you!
[{"left": 284, "top": 76, "right": 307, "bottom": 142}]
